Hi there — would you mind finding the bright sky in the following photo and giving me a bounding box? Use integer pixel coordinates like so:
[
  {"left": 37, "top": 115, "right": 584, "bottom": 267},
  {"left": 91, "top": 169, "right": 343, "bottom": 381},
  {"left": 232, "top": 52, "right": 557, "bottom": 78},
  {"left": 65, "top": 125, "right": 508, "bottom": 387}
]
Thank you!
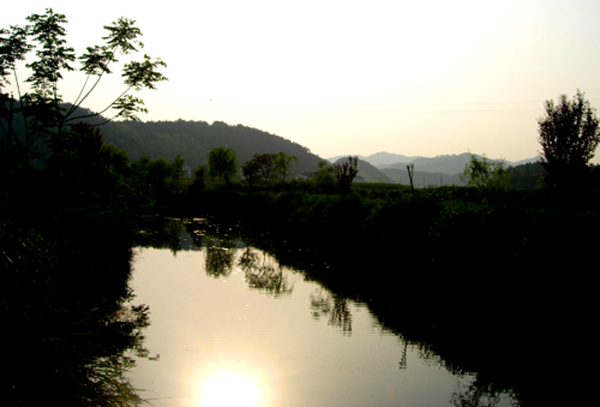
[{"left": 4, "top": 1, "right": 600, "bottom": 163}]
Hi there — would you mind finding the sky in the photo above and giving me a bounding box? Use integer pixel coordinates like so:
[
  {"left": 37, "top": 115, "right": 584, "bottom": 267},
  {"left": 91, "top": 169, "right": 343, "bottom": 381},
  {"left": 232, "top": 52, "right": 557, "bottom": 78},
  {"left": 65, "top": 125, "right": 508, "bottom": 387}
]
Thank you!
[{"left": 4, "top": 0, "right": 600, "bottom": 163}]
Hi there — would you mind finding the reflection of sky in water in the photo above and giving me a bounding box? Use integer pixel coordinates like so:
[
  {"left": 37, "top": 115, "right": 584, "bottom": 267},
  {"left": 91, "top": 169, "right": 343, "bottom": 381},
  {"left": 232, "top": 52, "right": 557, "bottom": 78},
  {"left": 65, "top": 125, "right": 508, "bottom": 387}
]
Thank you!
[{"left": 129, "top": 247, "right": 516, "bottom": 407}]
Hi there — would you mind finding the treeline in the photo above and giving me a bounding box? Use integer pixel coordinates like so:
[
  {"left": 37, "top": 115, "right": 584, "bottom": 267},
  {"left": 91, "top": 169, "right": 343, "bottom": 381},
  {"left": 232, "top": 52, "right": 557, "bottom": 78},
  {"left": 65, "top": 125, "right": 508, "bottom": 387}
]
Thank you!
[
  {"left": 9, "top": 104, "right": 554, "bottom": 190},
  {"left": 101, "top": 118, "right": 550, "bottom": 189},
  {"left": 506, "top": 161, "right": 544, "bottom": 188},
  {"left": 23, "top": 104, "right": 549, "bottom": 189}
]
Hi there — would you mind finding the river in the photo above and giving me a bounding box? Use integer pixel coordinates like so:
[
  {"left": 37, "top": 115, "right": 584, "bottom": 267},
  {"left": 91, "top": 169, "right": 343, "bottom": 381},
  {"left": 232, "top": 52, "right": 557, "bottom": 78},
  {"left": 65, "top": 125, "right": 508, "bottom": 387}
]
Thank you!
[{"left": 128, "top": 222, "right": 518, "bottom": 407}]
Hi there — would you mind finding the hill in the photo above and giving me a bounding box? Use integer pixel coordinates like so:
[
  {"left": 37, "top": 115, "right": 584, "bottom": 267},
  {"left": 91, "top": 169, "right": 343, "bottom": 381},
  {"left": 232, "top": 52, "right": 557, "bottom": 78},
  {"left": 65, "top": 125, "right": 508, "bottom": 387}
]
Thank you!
[
  {"left": 330, "top": 152, "right": 540, "bottom": 175},
  {"left": 101, "top": 119, "right": 324, "bottom": 173},
  {"left": 3, "top": 104, "right": 325, "bottom": 173},
  {"left": 330, "top": 152, "right": 543, "bottom": 187},
  {"left": 373, "top": 153, "right": 540, "bottom": 174}
]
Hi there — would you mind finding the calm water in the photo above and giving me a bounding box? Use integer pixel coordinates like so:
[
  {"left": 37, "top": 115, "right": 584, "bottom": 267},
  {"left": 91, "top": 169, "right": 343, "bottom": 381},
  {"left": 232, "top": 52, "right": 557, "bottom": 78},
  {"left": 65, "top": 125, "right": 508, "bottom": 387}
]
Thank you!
[{"left": 128, "top": 233, "right": 517, "bottom": 407}]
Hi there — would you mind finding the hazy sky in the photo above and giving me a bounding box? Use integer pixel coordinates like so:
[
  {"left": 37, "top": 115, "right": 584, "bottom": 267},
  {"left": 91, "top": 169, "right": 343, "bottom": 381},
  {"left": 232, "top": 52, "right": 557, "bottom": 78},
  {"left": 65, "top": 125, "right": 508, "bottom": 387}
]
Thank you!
[{"left": 4, "top": 1, "right": 600, "bottom": 162}]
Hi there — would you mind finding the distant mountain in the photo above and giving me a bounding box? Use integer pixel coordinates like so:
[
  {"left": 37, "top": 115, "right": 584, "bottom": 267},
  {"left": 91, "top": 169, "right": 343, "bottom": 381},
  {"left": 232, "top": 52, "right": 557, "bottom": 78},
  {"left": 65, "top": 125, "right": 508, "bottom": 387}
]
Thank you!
[
  {"left": 381, "top": 153, "right": 477, "bottom": 175},
  {"left": 380, "top": 168, "right": 463, "bottom": 187},
  {"left": 511, "top": 157, "right": 542, "bottom": 166},
  {"left": 332, "top": 152, "right": 539, "bottom": 175},
  {"left": 332, "top": 157, "right": 393, "bottom": 183},
  {"left": 365, "top": 151, "right": 422, "bottom": 166},
  {"left": 328, "top": 152, "right": 421, "bottom": 167},
  {"left": 327, "top": 155, "right": 369, "bottom": 164}
]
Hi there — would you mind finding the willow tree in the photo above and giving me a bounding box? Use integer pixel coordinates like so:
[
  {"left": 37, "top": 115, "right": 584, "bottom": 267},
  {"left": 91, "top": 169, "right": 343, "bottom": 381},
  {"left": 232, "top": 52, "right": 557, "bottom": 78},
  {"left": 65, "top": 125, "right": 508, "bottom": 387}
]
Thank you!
[
  {"left": 273, "top": 152, "right": 298, "bottom": 182},
  {"left": 208, "top": 146, "right": 239, "bottom": 183}
]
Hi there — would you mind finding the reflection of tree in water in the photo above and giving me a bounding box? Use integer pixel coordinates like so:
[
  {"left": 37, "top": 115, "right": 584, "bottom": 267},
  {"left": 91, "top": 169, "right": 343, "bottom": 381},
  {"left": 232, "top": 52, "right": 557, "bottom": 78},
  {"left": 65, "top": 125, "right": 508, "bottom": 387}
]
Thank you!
[
  {"left": 409, "top": 340, "right": 512, "bottom": 406},
  {"left": 238, "top": 247, "right": 293, "bottom": 296},
  {"left": 398, "top": 340, "right": 408, "bottom": 369},
  {"left": 204, "top": 236, "right": 236, "bottom": 277},
  {"left": 451, "top": 376, "right": 510, "bottom": 407},
  {"left": 310, "top": 289, "right": 352, "bottom": 334}
]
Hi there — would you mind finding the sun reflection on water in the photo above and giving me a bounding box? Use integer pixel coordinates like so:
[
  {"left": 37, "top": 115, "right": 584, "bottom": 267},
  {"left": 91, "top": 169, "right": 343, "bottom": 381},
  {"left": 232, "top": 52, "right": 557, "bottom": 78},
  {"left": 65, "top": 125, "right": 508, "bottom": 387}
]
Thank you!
[{"left": 199, "top": 373, "right": 260, "bottom": 407}]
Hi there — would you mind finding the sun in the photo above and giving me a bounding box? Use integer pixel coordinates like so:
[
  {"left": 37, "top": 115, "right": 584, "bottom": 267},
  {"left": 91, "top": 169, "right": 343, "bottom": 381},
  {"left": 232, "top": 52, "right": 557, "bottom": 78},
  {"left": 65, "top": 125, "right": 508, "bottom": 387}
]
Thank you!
[{"left": 200, "top": 373, "right": 259, "bottom": 407}]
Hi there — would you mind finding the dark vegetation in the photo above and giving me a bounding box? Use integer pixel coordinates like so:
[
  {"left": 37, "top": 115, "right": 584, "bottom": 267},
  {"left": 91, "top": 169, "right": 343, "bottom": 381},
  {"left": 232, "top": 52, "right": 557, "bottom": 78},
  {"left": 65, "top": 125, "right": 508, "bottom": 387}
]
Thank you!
[
  {"left": 2, "top": 9, "right": 598, "bottom": 406},
  {"left": 1, "top": 10, "right": 167, "bottom": 405},
  {"left": 2, "top": 120, "right": 155, "bottom": 405}
]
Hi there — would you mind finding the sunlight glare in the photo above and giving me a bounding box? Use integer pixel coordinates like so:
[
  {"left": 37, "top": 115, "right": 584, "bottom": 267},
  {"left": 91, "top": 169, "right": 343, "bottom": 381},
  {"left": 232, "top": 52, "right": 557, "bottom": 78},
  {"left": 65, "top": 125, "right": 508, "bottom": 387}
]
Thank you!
[{"left": 200, "top": 373, "right": 259, "bottom": 407}]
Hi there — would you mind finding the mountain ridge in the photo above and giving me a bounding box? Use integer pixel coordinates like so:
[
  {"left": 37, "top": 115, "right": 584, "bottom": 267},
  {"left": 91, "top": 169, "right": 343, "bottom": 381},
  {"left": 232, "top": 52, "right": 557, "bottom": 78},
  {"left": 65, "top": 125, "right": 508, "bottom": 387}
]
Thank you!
[{"left": 329, "top": 152, "right": 539, "bottom": 175}]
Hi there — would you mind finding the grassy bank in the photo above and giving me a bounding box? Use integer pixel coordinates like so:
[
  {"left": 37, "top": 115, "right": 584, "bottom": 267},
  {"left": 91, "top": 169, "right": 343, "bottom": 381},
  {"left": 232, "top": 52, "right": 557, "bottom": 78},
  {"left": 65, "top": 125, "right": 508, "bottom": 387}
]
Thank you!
[{"left": 186, "top": 182, "right": 599, "bottom": 269}]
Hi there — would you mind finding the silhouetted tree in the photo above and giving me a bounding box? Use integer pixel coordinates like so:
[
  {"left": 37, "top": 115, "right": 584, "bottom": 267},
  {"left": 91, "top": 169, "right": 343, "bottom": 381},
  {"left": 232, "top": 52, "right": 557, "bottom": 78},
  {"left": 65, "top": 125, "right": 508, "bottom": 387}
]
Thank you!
[
  {"left": 334, "top": 156, "right": 359, "bottom": 193},
  {"left": 241, "top": 152, "right": 298, "bottom": 185},
  {"left": 0, "top": 9, "right": 167, "bottom": 168},
  {"left": 538, "top": 90, "right": 600, "bottom": 189},
  {"left": 241, "top": 157, "right": 261, "bottom": 187},
  {"left": 241, "top": 153, "right": 274, "bottom": 185}
]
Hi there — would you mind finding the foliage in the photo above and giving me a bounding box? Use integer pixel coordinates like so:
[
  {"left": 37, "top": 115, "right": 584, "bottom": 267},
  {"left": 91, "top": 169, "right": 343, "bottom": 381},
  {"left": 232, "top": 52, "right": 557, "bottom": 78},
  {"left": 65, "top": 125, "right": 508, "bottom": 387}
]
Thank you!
[
  {"left": 131, "top": 154, "right": 186, "bottom": 209},
  {"left": 460, "top": 153, "right": 508, "bottom": 192},
  {"left": 311, "top": 160, "right": 336, "bottom": 188},
  {"left": 334, "top": 156, "right": 359, "bottom": 192},
  {"left": 538, "top": 90, "right": 600, "bottom": 189},
  {"left": 0, "top": 8, "right": 167, "bottom": 166},
  {"left": 2, "top": 203, "right": 152, "bottom": 406},
  {"left": 1, "top": 11, "right": 166, "bottom": 404},
  {"left": 43, "top": 122, "right": 150, "bottom": 218},
  {"left": 208, "top": 146, "right": 239, "bottom": 183},
  {"left": 273, "top": 152, "right": 298, "bottom": 182},
  {"left": 187, "top": 164, "right": 206, "bottom": 197},
  {"left": 505, "top": 162, "right": 544, "bottom": 189},
  {"left": 242, "top": 153, "right": 275, "bottom": 185},
  {"left": 241, "top": 152, "right": 298, "bottom": 186},
  {"left": 241, "top": 155, "right": 263, "bottom": 187}
]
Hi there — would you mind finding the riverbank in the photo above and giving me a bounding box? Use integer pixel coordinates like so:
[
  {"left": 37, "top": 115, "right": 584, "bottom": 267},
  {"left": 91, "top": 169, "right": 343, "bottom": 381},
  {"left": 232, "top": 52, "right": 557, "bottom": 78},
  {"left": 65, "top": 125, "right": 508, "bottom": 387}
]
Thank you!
[
  {"left": 180, "top": 183, "right": 597, "bottom": 405},
  {"left": 1, "top": 137, "right": 158, "bottom": 405}
]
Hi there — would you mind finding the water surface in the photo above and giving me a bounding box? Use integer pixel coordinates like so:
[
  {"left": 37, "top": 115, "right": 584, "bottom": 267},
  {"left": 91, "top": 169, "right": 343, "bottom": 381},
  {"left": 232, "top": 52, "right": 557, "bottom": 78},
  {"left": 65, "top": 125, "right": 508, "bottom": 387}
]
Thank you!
[{"left": 129, "top": 236, "right": 516, "bottom": 407}]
